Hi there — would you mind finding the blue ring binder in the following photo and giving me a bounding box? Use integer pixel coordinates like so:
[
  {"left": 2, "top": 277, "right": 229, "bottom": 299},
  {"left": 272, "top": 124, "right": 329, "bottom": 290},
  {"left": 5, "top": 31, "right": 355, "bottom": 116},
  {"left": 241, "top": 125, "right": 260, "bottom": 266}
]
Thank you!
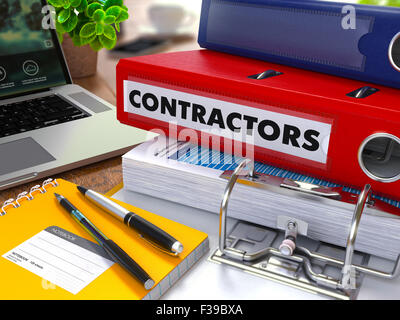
[{"left": 198, "top": 0, "right": 400, "bottom": 88}]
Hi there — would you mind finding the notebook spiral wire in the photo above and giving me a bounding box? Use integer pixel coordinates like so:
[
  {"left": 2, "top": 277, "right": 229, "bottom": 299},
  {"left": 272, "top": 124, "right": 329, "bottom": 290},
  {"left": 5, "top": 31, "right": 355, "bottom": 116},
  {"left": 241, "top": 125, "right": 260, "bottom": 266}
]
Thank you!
[{"left": 1, "top": 179, "right": 59, "bottom": 216}]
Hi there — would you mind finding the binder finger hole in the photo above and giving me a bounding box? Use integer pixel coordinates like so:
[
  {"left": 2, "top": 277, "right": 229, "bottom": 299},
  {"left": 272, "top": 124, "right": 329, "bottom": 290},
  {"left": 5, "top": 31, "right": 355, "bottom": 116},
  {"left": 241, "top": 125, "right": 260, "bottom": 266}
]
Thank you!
[
  {"left": 359, "top": 133, "right": 400, "bottom": 183},
  {"left": 389, "top": 32, "right": 400, "bottom": 72}
]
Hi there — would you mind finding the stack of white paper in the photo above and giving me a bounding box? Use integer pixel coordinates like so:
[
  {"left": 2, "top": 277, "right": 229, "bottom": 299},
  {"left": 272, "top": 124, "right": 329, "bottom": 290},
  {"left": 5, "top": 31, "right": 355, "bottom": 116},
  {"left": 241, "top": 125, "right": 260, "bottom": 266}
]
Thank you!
[{"left": 122, "top": 136, "right": 400, "bottom": 260}]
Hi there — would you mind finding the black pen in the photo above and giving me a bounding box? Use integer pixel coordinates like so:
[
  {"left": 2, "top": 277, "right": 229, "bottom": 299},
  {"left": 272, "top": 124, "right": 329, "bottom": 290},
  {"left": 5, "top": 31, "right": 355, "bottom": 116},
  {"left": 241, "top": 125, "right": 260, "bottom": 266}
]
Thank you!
[
  {"left": 54, "top": 193, "right": 155, "bottom": 290},
  {"left": 77, "top": 186, "right": 184, "bottom": 255}
]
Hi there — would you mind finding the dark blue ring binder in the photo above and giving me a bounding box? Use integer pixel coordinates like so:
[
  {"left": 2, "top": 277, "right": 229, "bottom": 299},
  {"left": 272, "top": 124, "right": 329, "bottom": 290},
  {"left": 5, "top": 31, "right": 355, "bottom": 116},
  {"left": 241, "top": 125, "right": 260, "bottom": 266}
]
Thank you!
[{"left": 198, "top": 0, "right": 400, "bottom": 88}]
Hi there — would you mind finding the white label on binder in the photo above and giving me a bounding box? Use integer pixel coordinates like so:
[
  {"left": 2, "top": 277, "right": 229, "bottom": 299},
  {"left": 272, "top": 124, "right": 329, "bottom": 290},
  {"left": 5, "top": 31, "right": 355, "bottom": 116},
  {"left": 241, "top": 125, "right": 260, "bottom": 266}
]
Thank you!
[
  {"left": 124, "top": 80, "right": 332, "bottom": 164},
  {"left": 2, "top": 227, "right": 114, "bottom": 295}
]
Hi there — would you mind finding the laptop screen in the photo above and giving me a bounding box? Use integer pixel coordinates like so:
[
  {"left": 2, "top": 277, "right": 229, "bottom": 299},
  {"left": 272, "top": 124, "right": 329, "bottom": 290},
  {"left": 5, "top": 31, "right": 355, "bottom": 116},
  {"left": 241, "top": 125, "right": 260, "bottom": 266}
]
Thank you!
[{"left": 0, "top": 0, "right": 69, "bottom": 99}]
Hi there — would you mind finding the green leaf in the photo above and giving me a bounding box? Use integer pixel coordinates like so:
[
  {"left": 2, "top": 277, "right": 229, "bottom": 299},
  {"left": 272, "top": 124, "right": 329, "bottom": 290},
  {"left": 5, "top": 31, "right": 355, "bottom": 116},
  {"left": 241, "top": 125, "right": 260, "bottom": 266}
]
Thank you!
[
  {"left": 57, "top": 31, "right": 64, "bottom": 43},
  {"left": 99, "top": 34, "right": 117, "bottom": 50},
  {"left": 93, "top": 9, "right": 106, "bottom": 22},
  {"left": 71, "top": 33, "right": 82, "bottom": 46},
  {"left": 76, "top": 0, "right": 88, "bottom": 12},
  {"left": 70, "top": 0, "right": 82, "bottom": 7},
  {"left": 57, "top": 8, "right": 71, "bottom": 23},
  {"left": 116, "top": 9, "right": 129, "bottom": 23},
  {"left": 90, "top": 37, "right": 104, "bottom": 51},
  {"left": 76, "top": 12, "right": 89, "bottom": 25},
  {"left": 55, "top": 20, "right": 65, "bottom": 33},
  {"left": 103, "top": 24, "right": 116, "bottom": 40},
  {"left": 55, "top": 18, "right": 66, "bottom": 43},
  {"left": 95, "top": 23, "right": 104, "bottom": 35},
  {"left": 105, "top": 6, "right": 121, "bottom": 18},
  {"left": 68, "top": 29, "right": 77, "bottom": 38},
  {"left": 114, "top": 22, "right": 120, "bottom": 32},
  {"left": 103, "top": 15, "right": 116, "bottom": 24},
  {"left": 48, "top": 0, "right": 65, "bottom": 7},
  {"left": 61, "top": 13, "right": 78, "bottom": 32},
  {"left": 80, "top": 22, "right": 97, "bottom": 38},
  {"left": 104, "top": 0, "right": 123, "bottom": 11},
  {"left": 87, "top": 2, "right": 102, "bottom": 17},
  {"left": 81, "top": 34, "right": 97, "bottom": 45}
]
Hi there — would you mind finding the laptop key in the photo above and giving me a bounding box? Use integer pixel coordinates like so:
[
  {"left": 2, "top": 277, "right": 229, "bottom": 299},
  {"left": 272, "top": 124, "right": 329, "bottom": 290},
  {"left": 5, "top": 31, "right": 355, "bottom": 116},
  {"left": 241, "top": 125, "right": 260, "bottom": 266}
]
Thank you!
[{"left": 0, "top": 95, "right": 91, "bottom": 139}]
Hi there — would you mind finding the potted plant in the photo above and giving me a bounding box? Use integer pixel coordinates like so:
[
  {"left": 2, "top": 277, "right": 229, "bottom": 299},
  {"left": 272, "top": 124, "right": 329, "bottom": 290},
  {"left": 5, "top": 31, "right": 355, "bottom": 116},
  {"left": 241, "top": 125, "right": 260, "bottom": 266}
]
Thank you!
[{"left": 48, "top": 0, "right": 129, "bottom": 78}]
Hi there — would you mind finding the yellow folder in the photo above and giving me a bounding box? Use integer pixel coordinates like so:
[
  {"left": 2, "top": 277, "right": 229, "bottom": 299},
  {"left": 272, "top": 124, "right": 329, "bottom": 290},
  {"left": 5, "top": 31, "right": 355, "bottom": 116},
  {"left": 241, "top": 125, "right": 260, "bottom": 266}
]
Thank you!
[{"left": 0, "top": 179, "right": 209, "bottom": 300}]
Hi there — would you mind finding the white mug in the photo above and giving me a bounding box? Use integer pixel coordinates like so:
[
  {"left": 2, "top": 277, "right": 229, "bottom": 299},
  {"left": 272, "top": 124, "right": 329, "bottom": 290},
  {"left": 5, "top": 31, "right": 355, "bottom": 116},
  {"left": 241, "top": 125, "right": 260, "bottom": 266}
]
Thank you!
[{"left": 148, "top": 4, "right": 196, "bottom": 34}]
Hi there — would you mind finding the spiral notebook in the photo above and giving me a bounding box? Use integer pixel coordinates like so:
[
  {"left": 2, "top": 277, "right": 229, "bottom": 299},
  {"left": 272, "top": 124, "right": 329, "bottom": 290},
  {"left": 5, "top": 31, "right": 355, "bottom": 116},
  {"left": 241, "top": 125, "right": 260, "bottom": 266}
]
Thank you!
[{"left": 0, "top": 179, "right": 209, "bottom": 300}]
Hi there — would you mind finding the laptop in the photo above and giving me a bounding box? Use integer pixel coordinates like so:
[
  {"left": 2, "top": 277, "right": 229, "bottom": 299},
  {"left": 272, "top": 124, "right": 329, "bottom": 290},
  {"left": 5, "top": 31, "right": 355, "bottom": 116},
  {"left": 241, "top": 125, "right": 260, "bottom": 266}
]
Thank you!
[{"left": 0, "top": 0, "right": 154, "bottom": 191}]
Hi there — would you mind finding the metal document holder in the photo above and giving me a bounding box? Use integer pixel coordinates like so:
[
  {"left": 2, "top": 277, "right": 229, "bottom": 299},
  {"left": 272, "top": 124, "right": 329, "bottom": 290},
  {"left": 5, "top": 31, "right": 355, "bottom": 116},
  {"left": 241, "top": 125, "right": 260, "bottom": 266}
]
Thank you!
[{"left": 209, "top": 159, "right": 400, "bottom": 300}]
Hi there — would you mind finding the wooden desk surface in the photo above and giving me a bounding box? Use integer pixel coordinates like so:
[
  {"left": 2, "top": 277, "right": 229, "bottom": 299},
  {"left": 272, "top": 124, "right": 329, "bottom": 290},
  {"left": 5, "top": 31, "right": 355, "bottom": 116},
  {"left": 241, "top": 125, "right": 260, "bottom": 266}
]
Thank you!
[{"left": 0, "top": 1, "right": 201, "bottom": 204}]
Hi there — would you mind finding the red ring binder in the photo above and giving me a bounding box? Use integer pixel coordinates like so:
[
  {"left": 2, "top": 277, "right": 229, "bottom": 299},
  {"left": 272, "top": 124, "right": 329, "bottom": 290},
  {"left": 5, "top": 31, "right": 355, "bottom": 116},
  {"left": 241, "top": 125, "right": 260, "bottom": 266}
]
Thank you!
[{"left": 117, "top": 50, "right": 400, "bottom": 200}]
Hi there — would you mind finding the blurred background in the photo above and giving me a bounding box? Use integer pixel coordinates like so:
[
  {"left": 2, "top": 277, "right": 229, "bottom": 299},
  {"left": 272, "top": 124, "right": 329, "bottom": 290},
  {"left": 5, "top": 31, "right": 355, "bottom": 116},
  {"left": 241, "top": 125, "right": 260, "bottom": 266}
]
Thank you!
[{"left": 97, "top": 0, "right": 203, "bottom": 93}]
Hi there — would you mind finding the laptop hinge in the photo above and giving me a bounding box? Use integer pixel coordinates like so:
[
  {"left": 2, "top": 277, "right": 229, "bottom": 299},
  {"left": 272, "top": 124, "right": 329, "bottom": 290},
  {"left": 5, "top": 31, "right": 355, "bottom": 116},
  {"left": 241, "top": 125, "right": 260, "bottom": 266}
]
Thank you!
[{"left": 0, "top": 88, "right": 51, "bottom": 101}]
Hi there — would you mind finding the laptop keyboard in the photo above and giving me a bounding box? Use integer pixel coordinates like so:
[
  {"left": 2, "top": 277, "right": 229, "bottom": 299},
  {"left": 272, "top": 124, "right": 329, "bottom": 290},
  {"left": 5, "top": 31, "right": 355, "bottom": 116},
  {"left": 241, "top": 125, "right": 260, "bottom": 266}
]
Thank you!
[{"left": 0, "top": 95, "right": 90, "bottom": 138}]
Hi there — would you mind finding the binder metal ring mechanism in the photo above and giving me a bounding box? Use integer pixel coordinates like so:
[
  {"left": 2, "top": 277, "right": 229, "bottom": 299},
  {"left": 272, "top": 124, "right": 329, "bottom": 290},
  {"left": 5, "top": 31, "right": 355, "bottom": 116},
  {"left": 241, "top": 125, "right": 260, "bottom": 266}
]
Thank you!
[
  {"left": 1, "top": 178, "right": 59, "bottom": 216},
  {"left": 209, "top": 159, "right": 400, "bottom": 300}
]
